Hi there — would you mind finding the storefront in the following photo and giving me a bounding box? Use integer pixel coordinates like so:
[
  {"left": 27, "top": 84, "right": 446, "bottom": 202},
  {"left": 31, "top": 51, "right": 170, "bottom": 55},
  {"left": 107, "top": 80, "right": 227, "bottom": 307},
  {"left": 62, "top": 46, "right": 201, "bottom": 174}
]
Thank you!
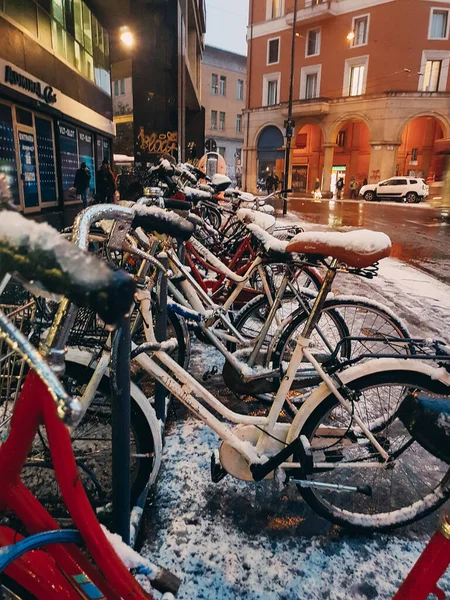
[{"left": 0, "top": 59, "right": 114, "bottom": 214}]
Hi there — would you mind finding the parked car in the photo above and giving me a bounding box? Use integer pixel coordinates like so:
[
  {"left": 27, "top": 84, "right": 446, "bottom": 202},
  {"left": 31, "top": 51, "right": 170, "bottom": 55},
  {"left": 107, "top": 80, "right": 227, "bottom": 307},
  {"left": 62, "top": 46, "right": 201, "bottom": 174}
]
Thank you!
[{"left": 359, "top": 177, "right": 429, "bottom": 203}]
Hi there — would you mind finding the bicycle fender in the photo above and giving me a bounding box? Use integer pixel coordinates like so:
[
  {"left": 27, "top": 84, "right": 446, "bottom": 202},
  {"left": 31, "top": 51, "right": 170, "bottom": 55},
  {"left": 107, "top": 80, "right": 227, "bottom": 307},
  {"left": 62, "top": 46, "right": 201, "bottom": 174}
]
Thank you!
[
  {"left": 0, "top": 526, "right": 81, "bottom": 599},
  {"left": 285, "top": 358, "right": 450, "bottom": 445}
]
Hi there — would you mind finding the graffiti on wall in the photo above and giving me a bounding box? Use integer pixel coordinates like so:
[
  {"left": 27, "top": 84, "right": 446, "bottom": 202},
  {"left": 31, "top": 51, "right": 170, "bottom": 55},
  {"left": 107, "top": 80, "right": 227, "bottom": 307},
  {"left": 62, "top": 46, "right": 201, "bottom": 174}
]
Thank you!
[
  {"left": 370, "top": 169, "right": 381, "bottom": 182},
  {"left": 137, "top": 127, "right": 177, "bottom": 155}
]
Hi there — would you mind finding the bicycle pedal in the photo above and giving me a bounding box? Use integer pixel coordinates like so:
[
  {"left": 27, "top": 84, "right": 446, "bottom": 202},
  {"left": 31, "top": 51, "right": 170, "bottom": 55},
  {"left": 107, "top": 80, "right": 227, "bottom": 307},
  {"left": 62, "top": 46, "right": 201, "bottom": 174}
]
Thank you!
[{"left": 211, "top": 450, "right": 227, "bottom": 483}]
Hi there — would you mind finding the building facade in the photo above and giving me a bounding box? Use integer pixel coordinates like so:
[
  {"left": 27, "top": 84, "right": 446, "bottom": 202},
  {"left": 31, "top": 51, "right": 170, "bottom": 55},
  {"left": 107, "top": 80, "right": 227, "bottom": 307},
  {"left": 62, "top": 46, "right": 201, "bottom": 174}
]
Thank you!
[
  {"left": 202, "top": 46, "right": 246, "bottom": 185},
  {"left": 111, "top": 0, "right": 206, "bottom": 165},
  {"left": 245, "top": 0, "right": 450, "bottom": 196},
  {"left": 0, "top": 0, "right": 115, "bottom": 216}
]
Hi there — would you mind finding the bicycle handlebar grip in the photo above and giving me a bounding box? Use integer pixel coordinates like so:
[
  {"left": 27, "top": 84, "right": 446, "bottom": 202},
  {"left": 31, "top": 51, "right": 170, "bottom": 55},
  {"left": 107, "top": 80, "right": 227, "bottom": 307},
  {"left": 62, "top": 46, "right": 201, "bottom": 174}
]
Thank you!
[
  {"left": 163, "top": 198, "right": 192, "bottom": 211},
  {"left": 131, "top": 205, "right": 194, "bottom": 241},
  {"left": 0, "top": 210, "right": 135, "bottom": 325}
]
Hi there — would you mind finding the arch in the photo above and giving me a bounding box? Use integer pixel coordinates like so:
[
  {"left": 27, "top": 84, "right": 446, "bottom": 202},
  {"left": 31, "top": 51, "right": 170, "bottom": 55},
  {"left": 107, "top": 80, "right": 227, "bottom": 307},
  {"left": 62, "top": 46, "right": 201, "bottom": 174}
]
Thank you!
[
  {"left": 257, "top": 124, "right": 284, "bottom": 150},
  {"left": 397, "top": 115, "right": 448, "bottom": 181},
  {"left": 293, "top": 117, "right": 325, "bottom": 138},
  {"left": 327, "top": 113, "right": 373, "bottom": 143},
  {"left": 395, "top": 112, "right": 450, "bottom": 144},
  {"left": 256, "top": 124, "right": 285, "bottom": 186}
]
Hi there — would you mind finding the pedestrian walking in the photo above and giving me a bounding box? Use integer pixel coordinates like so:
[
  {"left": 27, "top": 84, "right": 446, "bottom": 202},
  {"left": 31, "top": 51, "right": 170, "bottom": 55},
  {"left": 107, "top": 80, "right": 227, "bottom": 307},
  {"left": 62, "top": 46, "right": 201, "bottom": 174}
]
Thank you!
[
  {"left": 74, "top": 162, "right": 91, "bottom": 208},
  {"left": 313, "top": 177, "right": 322, "bottom": 199},
  {"left": 349, "top": 177, "right": 359, "bottom": 199},
  {"left": 95, "top": 160, "right": 116, "bottom": 204},
  {"left": 336, "top": 177, "right": 344, "bottom": 199},
  {"left": 266, "top": 174, "right": 275, "bottom": 194}
]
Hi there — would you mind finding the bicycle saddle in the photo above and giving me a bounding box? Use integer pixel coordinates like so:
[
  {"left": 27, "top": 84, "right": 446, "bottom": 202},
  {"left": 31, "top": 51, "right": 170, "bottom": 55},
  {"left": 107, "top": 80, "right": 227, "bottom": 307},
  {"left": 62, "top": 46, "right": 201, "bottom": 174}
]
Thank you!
[
  {"left": 398, "top": 392, "right": 450, "bottom": 463},
  {"left": 236, "top": 208, "right": 276, "bottom": 232},
  {"left": 286, "top": 230, "right": 391, "bottom": 269},
  {"left": 131, "top": 205, "right": 194, "bottom": 241},
  {"left": 0, "top": 210, "right": 135, "bottom": 325}
]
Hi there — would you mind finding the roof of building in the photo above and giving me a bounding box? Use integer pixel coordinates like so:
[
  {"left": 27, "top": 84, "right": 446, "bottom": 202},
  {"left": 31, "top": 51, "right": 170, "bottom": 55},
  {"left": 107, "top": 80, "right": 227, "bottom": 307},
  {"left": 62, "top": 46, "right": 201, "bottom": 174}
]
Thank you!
[{"left": 202, "top": 45, "right": 247, "bottom": 72}]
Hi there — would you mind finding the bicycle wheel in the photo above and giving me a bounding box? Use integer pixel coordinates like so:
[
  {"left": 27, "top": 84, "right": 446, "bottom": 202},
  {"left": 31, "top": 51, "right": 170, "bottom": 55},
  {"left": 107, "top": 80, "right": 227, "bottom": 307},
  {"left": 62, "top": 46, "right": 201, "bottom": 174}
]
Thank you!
[
  {"left": 21, "top": 360, "right": 161, "bottom": 517},
  {"left": 271, "top": 297, "right": 412, "bottom": 375},
  {"left": 295, "top": 369, "right": 450, "bottom": 530},
  {"left": 232, "top": 266, "right": 322, "bottom": 358},
  {"left": 200, "top": 204, "right": 221, "bottom": 230}
]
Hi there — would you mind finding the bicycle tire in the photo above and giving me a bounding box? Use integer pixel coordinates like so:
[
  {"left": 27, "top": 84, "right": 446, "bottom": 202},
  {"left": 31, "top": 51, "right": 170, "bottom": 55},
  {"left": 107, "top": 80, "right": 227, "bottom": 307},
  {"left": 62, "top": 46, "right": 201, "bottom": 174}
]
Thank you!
[
  {"left": 1, "top": 575, "right": 37, "bottom": 599},
  {"left": 21, "top": 358, "right": 162, "bottom": 517},
  {"left": 271, "top": 296, "right": 412, "bottom": 375},
  {"left": 295, "top": 369, "right": 450, "bottom": 531}
]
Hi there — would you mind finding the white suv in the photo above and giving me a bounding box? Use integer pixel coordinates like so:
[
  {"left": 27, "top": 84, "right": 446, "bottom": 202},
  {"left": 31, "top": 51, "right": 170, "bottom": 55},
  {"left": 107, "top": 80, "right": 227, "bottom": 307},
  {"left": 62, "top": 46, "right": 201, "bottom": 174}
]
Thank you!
[{"left": 359, "top": 177, "right": 429, "bottom": 203}]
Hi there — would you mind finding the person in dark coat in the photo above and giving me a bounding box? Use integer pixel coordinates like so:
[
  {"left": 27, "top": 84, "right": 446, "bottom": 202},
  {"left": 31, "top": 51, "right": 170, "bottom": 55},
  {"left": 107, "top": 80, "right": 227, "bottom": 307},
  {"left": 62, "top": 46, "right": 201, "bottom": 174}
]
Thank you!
[
  {"left": 336, "top": 177, "right": 345, "bottom": 199},
  {"left": 95, "top": 160, "right": 116, "bottom": 204},
  {"left": 74, "top": 162, "right": 91, "bottom": 208}
]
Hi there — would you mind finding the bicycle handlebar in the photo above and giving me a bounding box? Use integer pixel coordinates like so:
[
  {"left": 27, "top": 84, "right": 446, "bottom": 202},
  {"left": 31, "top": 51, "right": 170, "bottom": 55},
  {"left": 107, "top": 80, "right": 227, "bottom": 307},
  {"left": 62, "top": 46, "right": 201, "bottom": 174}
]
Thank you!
[{"left": 0, "top": 209, "right": 135, "bottom": 326}]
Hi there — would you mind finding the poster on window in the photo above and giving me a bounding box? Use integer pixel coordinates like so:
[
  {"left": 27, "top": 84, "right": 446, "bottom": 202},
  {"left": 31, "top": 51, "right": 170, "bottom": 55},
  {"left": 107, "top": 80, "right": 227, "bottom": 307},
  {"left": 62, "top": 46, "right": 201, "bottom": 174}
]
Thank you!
[
  {"left": 0, "top": 103, "right": 19, "bottom": 205},
  {"left": 35, "top": 117, "right": 57, "bottom": 204},
  {"left": 59, "top": 123, "right": 78, "bottom": 203},
  {"left": 18, "top": 132, "right": 39, "bottom": 209},
  {"left": 78, "top": 129, "right": 95, "bottom": 195},
  {"left": 292, "top": 165, "right": 308, "bottom": 194}
]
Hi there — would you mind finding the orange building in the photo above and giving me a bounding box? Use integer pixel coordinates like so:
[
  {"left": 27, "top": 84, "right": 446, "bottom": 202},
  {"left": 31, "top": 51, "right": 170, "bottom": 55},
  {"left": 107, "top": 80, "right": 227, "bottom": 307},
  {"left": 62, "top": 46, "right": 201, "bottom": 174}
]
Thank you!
[{"left": 245, "top": 0, "right": 450, "bottom": 196}]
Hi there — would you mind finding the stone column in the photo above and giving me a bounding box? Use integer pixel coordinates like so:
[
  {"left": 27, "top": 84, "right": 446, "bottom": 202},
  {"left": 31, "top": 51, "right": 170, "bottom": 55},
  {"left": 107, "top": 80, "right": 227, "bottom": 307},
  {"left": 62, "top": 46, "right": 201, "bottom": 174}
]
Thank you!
[
  {"left": 243, "top": 146, "right": 258, "bottom": 193},
  {"left": 368, "top": 143, "right": 399, "bottom": 183},
  {"left": 322, "top": 144, "right": 335, "bottom": 195}
]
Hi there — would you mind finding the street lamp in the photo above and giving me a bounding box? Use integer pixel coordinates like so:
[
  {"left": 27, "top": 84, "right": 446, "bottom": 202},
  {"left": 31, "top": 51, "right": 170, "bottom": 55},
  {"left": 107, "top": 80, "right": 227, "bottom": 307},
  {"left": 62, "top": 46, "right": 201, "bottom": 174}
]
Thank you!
[
  {"left": 120, "top": 26, "right": 133, "bottom": 47},
  {"left": 346, "top": 31, "right": 355, "bottom": 42},
  {"left": 282, "top": 0, "right": 298, "bottom": 215}
]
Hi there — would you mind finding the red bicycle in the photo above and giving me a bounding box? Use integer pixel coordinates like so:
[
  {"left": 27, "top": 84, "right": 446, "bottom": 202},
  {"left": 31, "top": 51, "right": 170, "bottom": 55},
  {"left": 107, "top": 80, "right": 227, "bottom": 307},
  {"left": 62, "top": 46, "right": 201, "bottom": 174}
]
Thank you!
[{"left": 0, "top": 208, "right": 178, "bottom": 599}]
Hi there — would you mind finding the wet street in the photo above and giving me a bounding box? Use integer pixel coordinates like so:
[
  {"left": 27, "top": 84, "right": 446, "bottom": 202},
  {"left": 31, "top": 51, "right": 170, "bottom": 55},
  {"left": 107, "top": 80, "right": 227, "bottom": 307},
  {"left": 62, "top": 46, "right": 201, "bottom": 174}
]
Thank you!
[{"left": 287, "top": 197, "right": 450, "bottom": 285}]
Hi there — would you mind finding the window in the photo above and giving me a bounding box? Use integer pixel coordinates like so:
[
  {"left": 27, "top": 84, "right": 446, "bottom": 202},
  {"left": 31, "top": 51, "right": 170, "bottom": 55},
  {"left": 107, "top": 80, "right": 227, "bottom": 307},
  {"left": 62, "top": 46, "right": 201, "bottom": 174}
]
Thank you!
[
  {"left": 409, "top": 179, "right": 418, "bottom": 184},
  {"left": 429, "top": 9, "right": 449, "bottom": 39},
  {"left": 236, "top": 114, "right": 242, "bottom": 133},
  {"left": 267, "top": 38, "right": 280, "bottom": 64},
  {"left": 352, "top": 16, "right": 369, "bottom": 47},
  {"left": 268, "top": 0, "right": 282, "bottom": 19},
  {"left": 211, "top": 110, "right": 217, "bottom": 130},
  {"left": 411, "top": 148, "right": 418, "bottom": 162},
  {"left": 306, "top": 29, "right": 320, "bottom": 57},
  {"left": 219, "top": 76, "right": 227, "bottom": 96},
  {"left": 422, "top": 60, "right": 442, "bottom": 91},
  {"left": 52, "top": 0, "right": 65, "bottom": 25},
  {"left": 343, "top": 57, "right": 368, "bottom": 96},
  {"left": 82, "top": 3, "right": 92, "bottom": 54},
  {"left": 114, "top": 80, "right": 119, "bottom": 96},
  {"left": 419, "top": 50, "right": 450, "bottom": 92},
  {"left": 300, "top": 65, "right": 321, "bottom": 100},
  {"left": 263, "top": 73, "right": 280, "bottom": 106},
  {"left": 218, "top": 147, "right": 226, "bottom": 158},
  {"left": 349, "top": 65, "right": 365, "bottom": 95},
  {"left": 74, "top": 0, "right": 83, "bottom": 43},
  {"left": 336, "top": 130, "right": 346, "bottom": 148},
  {"left": 120, "top": 79, "right": 125, "bottom": 95},
  {"left": 237, "top": 79, "right": 244, "bottom": 100},
  {"left": 5, "top": 0, "right": 38, "bottom": 37},
  {"left": 296, "top": 133, "right": 307, "bottom": 149},
  {"left": 268, "top": 80, "right": 278, "bottom": 105},
  {"left": 305, "top": 73, "right": 318, "bottom": 99},
  {"left": 219, "top": 112, "right": 226, "bottom": 130},
  {"left": 211, "top": 73, "right": 218, "bottom": 95}
]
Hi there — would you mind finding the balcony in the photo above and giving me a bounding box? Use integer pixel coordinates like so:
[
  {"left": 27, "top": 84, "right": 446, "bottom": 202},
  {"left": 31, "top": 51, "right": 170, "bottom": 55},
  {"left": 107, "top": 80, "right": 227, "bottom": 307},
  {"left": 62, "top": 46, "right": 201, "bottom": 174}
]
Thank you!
[
  {"left": 286, "top": 0, "right": 336, "bottom": 26},
  {"left": 288, "top": 98, "right": 330, "bottom": 117}
]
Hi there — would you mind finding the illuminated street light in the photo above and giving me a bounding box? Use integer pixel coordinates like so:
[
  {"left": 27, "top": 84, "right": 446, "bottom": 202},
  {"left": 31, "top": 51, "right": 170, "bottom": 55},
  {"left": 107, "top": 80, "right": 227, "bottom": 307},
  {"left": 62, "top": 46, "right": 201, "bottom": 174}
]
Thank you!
[
  {"left": 120, "top": 27, "right": 133, "bottom": 46},
  {"left": 346, "top": 31, "right": 355, "bottom": 41}
]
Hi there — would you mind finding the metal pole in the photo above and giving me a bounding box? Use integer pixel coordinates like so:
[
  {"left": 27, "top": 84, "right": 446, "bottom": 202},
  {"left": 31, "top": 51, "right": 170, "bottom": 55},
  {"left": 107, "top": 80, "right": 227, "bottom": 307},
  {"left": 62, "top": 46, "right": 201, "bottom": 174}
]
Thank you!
[
  {"left": 155, "top": 253, "right": 168, "bottom": 425},
  {"left": 283, "top": 0, "right": 298, "bottom": 215},
  {"left": 111, "top": 315, "right": 131, "bottom": 543}
]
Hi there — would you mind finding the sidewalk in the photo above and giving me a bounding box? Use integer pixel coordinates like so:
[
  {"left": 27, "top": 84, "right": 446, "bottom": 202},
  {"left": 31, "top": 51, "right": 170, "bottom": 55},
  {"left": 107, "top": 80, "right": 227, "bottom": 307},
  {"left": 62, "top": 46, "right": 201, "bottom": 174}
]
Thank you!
[{"left": 142, "top": 260, "right": 450, "bottom": 599}]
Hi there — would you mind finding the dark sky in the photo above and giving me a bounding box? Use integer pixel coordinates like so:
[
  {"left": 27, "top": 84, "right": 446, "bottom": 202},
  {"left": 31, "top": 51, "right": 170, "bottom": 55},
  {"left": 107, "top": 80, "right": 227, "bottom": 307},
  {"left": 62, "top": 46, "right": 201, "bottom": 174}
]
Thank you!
[{"left": 205, "top": 0, "right": 249, "bottom": 56}]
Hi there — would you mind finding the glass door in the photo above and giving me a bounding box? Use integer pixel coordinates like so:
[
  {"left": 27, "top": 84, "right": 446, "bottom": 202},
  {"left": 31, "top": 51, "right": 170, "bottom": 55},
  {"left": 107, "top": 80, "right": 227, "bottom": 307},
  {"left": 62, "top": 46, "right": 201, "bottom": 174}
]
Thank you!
[{"left": 17, "top": 130, "right": 39, "bottom": 211}]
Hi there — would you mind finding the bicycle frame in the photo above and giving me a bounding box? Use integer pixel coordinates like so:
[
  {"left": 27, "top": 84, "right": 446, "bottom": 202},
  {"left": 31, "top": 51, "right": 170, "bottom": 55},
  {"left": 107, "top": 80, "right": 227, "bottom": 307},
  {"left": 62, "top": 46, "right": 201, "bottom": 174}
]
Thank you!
[{"left": 0, "top": 365, "right": 151, "bottom": 599}]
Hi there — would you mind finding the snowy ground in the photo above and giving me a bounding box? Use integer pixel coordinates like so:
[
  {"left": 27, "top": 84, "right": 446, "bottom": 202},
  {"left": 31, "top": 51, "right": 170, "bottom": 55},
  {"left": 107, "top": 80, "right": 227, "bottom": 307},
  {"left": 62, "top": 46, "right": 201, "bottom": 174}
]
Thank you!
[{"left": 141, "top": 237, "right": 450, "bottom": 598}]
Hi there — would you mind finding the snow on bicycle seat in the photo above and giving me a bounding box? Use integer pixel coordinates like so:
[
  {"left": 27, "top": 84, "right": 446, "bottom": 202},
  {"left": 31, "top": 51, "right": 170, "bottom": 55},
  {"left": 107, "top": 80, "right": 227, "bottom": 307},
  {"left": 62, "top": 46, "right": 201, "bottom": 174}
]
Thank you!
[
  {"left": 236, "top": 208, "right": 276, "bottom": 232},
  {"left": 131, "top": 205, "right": 194, "bottom": 241},
  {"left": 245, "top": 223, "right": 289, "bottom": 258},
  {"left": 286, "top": 229, "right": 391, "bottom": 268},
  {"left": 0, "top": 210, "right": 135, "bottom": 325},
  {"left": 183, "top": 186, "right": 212, "bottom": 204}
]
